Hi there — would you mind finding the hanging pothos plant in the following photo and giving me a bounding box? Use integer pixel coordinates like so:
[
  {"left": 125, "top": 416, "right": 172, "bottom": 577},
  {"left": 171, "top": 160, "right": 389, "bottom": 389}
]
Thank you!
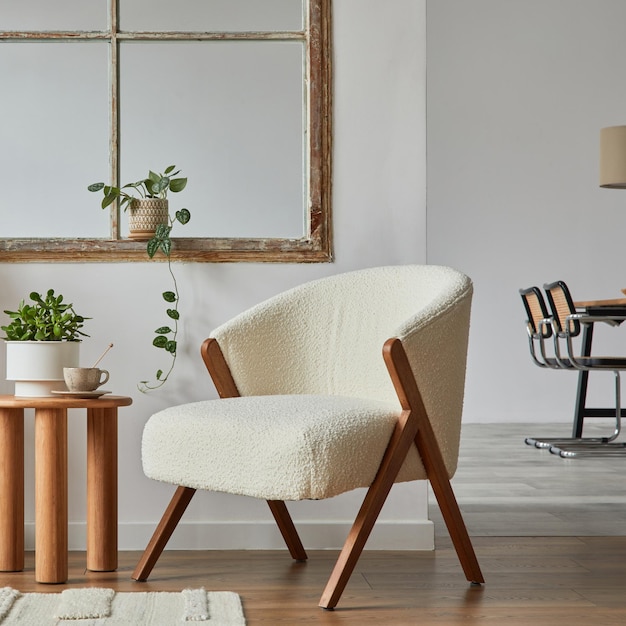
[
  {"left": 139, "top": 208, "right": 191, "bottom": 392},
  {"left": 88, "top": 165, "right": 191, "bottom": 392}
]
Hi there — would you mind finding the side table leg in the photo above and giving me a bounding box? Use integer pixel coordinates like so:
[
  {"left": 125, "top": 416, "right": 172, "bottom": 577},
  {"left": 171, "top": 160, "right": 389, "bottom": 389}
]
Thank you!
[
  {"left": 35, "top": 408, "right": 68, "bottom": 583},
  {"left": 0, "top": 408, "right": 24, "bottom": 572},
  {"left": 87, "top": 407, "right": 118, "bottom": 571}
]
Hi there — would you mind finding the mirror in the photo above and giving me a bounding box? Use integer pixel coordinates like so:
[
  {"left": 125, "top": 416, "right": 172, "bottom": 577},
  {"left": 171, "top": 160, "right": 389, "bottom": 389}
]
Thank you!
[{"left": 0, "top": 0, "right": 331, "bottom": 262}]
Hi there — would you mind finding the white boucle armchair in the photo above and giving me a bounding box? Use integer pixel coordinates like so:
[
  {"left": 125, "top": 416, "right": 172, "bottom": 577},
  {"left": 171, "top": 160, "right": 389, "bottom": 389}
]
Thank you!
[{"left": 132, "top": 265, "right": 484, "bottom": 609}]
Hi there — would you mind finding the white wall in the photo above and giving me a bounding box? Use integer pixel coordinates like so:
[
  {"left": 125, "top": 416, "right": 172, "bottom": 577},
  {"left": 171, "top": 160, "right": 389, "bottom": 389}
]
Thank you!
[
  {"left": 0, "top": 1, "right": 430, "bottom": 551},
  {"left": 427, "top": 0, "right": 626, "bottom": 424}
]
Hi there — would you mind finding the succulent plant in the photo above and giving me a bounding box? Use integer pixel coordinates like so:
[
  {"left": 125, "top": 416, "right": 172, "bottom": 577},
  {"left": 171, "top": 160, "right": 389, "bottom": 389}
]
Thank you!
[{"left": 2, "top": 289, "right": 89, "bottom": 342}]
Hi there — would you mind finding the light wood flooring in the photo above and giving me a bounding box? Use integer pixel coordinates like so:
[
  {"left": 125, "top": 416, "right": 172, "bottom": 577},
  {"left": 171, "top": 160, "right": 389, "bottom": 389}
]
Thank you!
[
  {"left": 3, "top": 422, "right": 626, "bottom": 625},
  {"left": 431, "top": 421, "right": 626, "bottom": 537}
]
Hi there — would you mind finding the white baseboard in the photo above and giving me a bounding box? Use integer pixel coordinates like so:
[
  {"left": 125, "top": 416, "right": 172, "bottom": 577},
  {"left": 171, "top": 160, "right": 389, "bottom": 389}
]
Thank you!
[{"left": 24, "top": 520, "right": 435, "bottom": 552}]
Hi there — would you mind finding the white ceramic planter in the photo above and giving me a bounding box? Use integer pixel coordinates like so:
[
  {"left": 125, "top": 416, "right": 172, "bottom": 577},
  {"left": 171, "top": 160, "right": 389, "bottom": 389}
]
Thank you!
[{"left": 5, "top": 341, "right": 80, "bottom": 397}]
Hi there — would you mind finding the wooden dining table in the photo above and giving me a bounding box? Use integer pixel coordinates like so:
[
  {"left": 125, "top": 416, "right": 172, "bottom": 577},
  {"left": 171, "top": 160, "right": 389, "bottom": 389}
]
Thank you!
[{"left": 0, "top": 394, "right": 132, "bottom": 583}]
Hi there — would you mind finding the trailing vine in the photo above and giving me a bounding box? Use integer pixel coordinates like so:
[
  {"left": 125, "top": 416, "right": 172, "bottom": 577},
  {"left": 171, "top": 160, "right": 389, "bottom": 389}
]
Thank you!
[{"left": 138, "top": 209, "right": 191, "bottom": 392}]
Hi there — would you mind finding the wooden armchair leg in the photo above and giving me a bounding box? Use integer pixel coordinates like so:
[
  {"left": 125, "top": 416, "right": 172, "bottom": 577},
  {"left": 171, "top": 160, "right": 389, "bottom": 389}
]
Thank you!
[
  {"left": 415, "top": 423, "right": 484, "bottom": 584},
  {"left": 132, "top": 485, "right": 196, "bottom": 581},
  {"left": 318, "top": 467, "right": 396, "bottom": 610},
  {"left": 429, "top": 470, "right": 484, "bottom": 584},
  {"left": 267, "top": 500, "right": 308, "bottom": 561}
]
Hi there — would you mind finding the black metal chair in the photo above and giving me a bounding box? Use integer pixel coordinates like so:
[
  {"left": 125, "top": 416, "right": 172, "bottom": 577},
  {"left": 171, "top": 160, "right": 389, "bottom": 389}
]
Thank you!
[
  {"left": 520, "top": 286, "right": 558, "bottom": 372},
  {"left": 520, "top": 283, "right": 626, "bottom": 457},
  {"left": 520, "top": 286, "right": 588, "bottom": 449},
  {"left": 542, "top": 280, "right": 626, "bottom": 457}
]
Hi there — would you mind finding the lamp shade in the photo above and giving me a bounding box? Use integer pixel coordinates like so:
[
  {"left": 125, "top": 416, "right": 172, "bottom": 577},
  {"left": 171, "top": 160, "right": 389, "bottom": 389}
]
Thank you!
[{"left": 600, "top": 125, "right": 626, "bottom": 188}]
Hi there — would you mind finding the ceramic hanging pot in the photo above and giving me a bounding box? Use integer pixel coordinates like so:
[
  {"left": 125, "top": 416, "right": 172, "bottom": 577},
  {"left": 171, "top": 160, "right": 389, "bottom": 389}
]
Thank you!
[{"left": 127, "top": 198, "right": 169, "bottom": 240}]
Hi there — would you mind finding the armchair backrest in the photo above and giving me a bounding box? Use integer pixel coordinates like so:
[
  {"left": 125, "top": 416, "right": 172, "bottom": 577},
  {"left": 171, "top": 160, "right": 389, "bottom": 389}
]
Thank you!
[{"left": 210, "top": 265, "right": 472, "bottom": 431}]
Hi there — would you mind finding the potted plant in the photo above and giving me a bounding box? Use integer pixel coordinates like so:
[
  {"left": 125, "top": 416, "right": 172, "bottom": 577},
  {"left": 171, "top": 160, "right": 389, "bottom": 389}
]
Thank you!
[
  {"left": 88, "top": 165, "right": 191, "bottom": 392},
  {"left": 1, "top": 289, "right": 90, "bottom": 397},
  {"left": 88, "top": 165, "right": 188, "bottom": 240}
]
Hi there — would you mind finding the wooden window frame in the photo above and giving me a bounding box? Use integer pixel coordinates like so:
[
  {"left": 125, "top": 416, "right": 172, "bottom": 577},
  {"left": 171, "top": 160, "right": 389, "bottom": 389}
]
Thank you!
[{"left": 0, "top": 0, "right": 332, "bottom": 263}]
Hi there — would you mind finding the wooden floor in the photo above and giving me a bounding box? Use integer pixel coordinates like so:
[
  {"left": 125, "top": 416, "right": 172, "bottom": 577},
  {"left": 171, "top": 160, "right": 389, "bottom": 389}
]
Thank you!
[
  {"left": 431, "top": 421, "right": 626, "bottom": 538},
  {"left": 3, "top": 422, "right": 626, "bottom": 625}
]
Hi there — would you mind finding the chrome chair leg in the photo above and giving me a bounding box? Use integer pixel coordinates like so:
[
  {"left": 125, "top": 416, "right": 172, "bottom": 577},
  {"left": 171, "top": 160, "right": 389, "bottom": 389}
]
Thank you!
[
  {"left": 525, "top": 371, "right": 621, "bottom": 447},
  {"left": 549, "top": 371, "right": 626, "bottom": 457},
  {"left": 557, "top": 445, "right": 626, "bottom": 458}
]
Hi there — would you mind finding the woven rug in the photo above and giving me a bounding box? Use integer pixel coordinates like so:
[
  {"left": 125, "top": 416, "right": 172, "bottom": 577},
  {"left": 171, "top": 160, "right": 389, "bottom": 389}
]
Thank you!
[{"left": 0, "top": 586, "right": 245, "bottom": 625}]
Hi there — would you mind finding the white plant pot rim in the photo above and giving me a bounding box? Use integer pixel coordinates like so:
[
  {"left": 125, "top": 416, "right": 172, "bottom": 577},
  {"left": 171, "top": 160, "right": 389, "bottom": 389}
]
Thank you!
[{"left": 5, "top": 340, "right": 81, "bottom": 343}]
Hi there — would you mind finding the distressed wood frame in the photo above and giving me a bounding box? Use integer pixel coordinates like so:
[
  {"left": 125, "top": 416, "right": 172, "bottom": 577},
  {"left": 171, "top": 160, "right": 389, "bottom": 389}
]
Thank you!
[{"left": 0, "top": 0, "right": 332, "bottom": 263}]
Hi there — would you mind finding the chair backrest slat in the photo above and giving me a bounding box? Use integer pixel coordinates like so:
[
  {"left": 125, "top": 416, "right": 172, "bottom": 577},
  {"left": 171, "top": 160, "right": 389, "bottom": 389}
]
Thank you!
[
  {"left": 520, "top": 286, "right": 552, "bottom": 339},
  {"left": 544, "top": 280, "right": 580, "bottom": 336}
]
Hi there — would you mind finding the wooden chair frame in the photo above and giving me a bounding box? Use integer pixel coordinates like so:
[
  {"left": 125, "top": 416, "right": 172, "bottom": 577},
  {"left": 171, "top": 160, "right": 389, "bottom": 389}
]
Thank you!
[{"left": 132, "top": 336, "right": 484, "bottom": 609}]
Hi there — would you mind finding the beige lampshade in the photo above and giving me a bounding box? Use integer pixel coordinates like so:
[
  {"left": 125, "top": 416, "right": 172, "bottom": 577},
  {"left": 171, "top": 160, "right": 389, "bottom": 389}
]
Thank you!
[{"left": 600, "top": 125, "right": 626, "bottom": 188}]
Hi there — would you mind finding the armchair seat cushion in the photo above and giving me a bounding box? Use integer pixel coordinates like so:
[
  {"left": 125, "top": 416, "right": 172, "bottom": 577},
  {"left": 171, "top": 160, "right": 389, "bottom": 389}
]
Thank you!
[{"left": 142, "top": 394, "right": 426, "bottom": 501}]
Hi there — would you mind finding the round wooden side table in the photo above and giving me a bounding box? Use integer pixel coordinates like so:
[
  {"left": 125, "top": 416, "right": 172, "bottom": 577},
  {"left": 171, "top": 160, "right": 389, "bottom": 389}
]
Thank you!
[{"left": 0, "top": 394, "right": 132, "bottom": 583}]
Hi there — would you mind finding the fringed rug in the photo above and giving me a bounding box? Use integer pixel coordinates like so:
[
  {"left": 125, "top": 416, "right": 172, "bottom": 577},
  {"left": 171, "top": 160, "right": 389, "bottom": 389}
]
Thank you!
[{"left": 0, "top": 587, "right": 245, "bottom": 625}]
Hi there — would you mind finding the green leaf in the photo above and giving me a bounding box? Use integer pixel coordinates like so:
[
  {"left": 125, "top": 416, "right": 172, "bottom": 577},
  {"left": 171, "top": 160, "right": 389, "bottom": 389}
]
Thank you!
[
  {"left": 156, "top": 369, "right": 164, "bottom": 380},
  {"left": 153, "top": 177, "right": 169, "bottom": 194},
  {"left": 88, "top": 182, "right": 105, "bottom": 192},
  {"left": 162, "top": 291, "right": 176, "bottom": 302},
  {"left": 153, "top": 335, "right": 168, "bottom": 348},
  {"left": 146, "top": 238, "right": 159, "bottom": 259},
  {"left": 169, "top": 177, "right": 187, "bottom": 193},
  {"left": 166, "top": 340, "right": 177, "bottom": 354},
  {"left": 155, "top": 326, "right": 173, "bottom": 334},
  {"left": 154, "top": 224, "right": 171, "bottom": 239},
  {"left": 166, "top": 309, "right": 179, "bottom": 320},
  {"left": 164, "top": 165, "right": 176, "bottom": 174},
  {"left": 159, "top": 239, "right": 171, "bottom": 256},
  {"left": 101, "top": 194, "right": 116, "bottom": 209},
  {"left": 175, "top": 209, "right": 191, "bottom": 225}
]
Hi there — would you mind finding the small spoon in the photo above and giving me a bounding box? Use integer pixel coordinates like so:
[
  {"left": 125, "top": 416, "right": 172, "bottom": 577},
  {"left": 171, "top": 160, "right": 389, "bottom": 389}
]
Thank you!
[{"left": 92, "top": 343, "right": 114, "bottom": 368}]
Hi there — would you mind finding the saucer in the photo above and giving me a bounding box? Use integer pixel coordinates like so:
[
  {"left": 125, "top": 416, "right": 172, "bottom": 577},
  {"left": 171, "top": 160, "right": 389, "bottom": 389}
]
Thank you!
[{"left": 50, "top": 390, "right": 112, "bottom": 399}]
